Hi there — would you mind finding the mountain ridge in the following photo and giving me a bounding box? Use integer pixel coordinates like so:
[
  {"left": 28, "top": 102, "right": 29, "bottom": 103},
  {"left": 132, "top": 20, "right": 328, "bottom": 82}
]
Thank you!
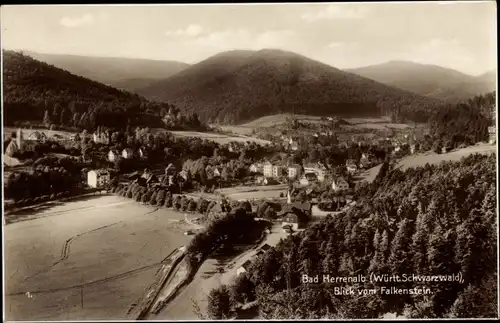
[
  {"left": 346, "top": 60, "right": 496, "bottom": 102},
  {"left": 136, "top": 48, "right": 444, "bottom": 124},
  {"left": 19, "top": 50, "right": 190, "bottom": 92}
]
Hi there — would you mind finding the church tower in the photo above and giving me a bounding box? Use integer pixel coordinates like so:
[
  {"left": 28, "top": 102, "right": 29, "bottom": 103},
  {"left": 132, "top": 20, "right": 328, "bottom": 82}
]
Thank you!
[{"left": 16, "top": 128, "right": 23, "bottom": 151}]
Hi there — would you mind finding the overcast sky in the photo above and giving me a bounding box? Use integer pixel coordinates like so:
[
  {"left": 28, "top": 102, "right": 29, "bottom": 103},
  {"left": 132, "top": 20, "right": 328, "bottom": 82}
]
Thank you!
[{"left": 1, "top": 2, "right": 496, "bottom": 75}]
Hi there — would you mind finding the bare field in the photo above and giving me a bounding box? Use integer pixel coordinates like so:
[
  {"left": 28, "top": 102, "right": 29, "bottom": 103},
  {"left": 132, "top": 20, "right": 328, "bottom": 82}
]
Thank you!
[
  {"left": 396, "top": 143, "right": 496, "bottom": 171},
  {"left": 345, "top": 123, "right": 410, "bottom": 130},
  {"left": 4, "top": 195, "right": 197, "bottom": 321},
  {"left": 217, "top": 184, "right": 288, "bottom": 201},
  {"left": 238, "top": 114, "right": 325, "bottom": 128},
  {"left": 151, "top": 129, "right": 271, "bottom": 145},
  {"left": 214, "top": 125, "right": 255, "bottom": 136},
  {"left": 343, "top": 117, "right": 392, "bottom": 124}
]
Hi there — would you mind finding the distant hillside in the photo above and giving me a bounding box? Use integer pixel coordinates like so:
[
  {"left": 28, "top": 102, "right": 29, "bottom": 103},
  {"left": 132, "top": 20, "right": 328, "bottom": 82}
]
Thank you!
[
  {"left": 476, "top": 70, "right": 496, "bottom": 85},
  {"left": 136, "top": 49, "right": 443, "bottom": 124},
  {"left": 3, "top": 50, "right": 172, "bottom": 130},
  {"left": 23, "top": 51, "right": 190, "bottom": 92},
  {"left": 347, "top": 61, "right": 496, "bottom": 102}
]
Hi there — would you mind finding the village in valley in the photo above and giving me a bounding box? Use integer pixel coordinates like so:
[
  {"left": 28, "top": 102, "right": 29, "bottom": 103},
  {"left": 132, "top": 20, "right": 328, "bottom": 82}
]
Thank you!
[
  {"left": 3, "top": 103, "right": 497, "bottom": 319},
  {"left": 2, "top": 2, "right": 498, "bottom": 321}
]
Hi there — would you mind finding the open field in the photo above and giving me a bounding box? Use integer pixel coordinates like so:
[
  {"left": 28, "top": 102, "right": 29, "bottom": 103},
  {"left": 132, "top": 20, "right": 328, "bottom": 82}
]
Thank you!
[
  {"left": 355, "top": 163, "right": 383, "bottom": 184},
  {"left": 4, "top": 195, "right": 198, "bottom": 321},
  {"left": 396, "top": 143, "right": 496, "bottom": 171},
  {"left": 217, "top": 184, "right": 288, "bottom": 201},
  {"left": 237, "top": 114, "right": 326, "bottom": 128},
  {"left": 344, "top": 123, "right": 410, "bottom": 130},
  {"left": 152, "top": 129, "right": 271, "bottom": 145},
  {"left": 3, "top": 155, "right": 23, "bottom": 167},
  {"left": 222, "top": 114, "right": 414, "bottom": 134}
]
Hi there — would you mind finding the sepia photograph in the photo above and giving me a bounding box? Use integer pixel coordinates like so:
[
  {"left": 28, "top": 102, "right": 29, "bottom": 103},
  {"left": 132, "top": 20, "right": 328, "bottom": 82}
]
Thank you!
[{"left": 1, "top": 1, "right": 498, "bottom": 320}]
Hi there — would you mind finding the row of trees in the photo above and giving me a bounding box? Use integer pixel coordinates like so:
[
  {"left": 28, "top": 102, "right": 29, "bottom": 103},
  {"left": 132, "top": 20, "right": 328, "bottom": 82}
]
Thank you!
[
  {"left": 5, "top": 165, "right": 84, "bottom": 201},
  {"left": 112, "top": 182, "right": 210, "bottom": 213},
  {"left": 216, "top": 153, "right": 497, "bottom": 319}
]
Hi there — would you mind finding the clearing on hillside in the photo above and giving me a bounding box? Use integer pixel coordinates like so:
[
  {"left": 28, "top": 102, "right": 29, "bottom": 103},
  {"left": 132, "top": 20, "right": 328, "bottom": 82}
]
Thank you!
[{"left": 396, "top": 143, "right": 496, "bottom": 171}]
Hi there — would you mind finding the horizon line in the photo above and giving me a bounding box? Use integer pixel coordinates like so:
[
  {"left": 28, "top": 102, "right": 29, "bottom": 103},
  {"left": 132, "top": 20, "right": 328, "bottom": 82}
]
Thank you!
[{"left": 3, "top": 47, "right": 496, "bottom": 77}]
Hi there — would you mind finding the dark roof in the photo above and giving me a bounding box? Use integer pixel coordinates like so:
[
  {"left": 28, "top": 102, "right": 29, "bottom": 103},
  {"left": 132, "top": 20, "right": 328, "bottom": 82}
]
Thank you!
[
  {"left": 278, "top": 202, "right": 311, "bottom": 217},
  {"left": 241, "top": 260, "right": 252, "bottom": 269},
  {"left": 260, "top": 244, "right": 272, "bottom": 251},
  {"left": 305, "top": 173, "right": 317, "bottom": 180},
  {"left": 264, "top": 177, "right": 279, "bottom": 185}
]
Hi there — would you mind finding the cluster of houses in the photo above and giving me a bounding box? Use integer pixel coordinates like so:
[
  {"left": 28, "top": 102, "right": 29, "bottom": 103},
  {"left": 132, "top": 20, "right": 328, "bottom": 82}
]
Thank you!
[
  {"left": 250, "top": 160, "right": 355, "bottom": 190},
  {"left": 107, "top": 147, "right": 148, "bottom": 162},
  {"left": 280, "top": 136, "right": 299, "bottom": 151}
]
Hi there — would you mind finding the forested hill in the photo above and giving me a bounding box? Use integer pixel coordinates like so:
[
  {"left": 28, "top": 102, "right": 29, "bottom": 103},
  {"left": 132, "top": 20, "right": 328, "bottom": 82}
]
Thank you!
[
  {"left": 429, "top": 92, "right": 496, "bottom": 148},
  {"left": 2, "top": 50, "right": 173, "bottom": 130},
  {"left": 347, "top": 61, "right": 495, "bottom": 103},
  {"left": 136, "top": 49, "right": 443, "bottom": 124},
  {"left": 225, "top": 154, "right": 497, "bottom": 319},
  {"left": 23, "top": 50, "right": 190, "bottom": 93}
]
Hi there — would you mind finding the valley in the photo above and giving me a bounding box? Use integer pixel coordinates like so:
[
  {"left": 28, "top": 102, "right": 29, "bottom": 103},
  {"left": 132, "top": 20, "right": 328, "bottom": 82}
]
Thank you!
[{"left": 2, "top": 3, "right": 497, "bottom": 320}]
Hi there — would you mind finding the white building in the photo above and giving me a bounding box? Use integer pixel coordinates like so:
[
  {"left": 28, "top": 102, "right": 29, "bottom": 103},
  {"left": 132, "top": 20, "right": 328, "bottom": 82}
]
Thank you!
[
  {"left": 288, "top": 164, "right": 302, "bottom": 179},
  {"left": 108, "top": 150, "right": 119, "bottom": 162},
  {"left": 488, "top": 126, "right": 496, "bottom": 144},
  {"left": 249, "top": 163, "right": 263, "bottom": 174},
  {"left": 263, "top": 162, "right": 273, "bottom": 178},
  {"left": 272, "top": 165, "right": 284, "bottom": 178},
  {"left": 122, "top": 148, "right": 134, "bottom": 159},
  {"left": 16, "top": 128, "right": 23, "bottom": 151},
  {"left": 303, "top": 164, "right": 327, "bottom": 182},
  {"left": 93, "top": 131, "right": 110, "bottom": 144},
  {"left": 87, "top": 169, "right": 110, "bottom": 188},
  {"left": 346, "top": 164, "right": 357, "bottom": 174}
]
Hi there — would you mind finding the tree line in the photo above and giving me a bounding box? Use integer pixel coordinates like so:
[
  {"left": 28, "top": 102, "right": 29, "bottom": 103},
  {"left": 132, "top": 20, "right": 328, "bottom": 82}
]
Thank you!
[{"left": 429, "top": 92, "right": 495, "bottom": 148}]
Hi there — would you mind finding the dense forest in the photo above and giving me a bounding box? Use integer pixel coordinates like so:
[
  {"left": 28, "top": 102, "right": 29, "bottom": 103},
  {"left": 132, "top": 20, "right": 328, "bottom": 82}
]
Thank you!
[
  {"left": 2, "top": 51, "right": 183, "bottom": 131},
  {"left": 212, "top": 154, "right": 497, "bottom": 319},
  {"left": 137, "top": 49, "right": 443, "bottom": 124},
  {"left": 429, "top": 92, "right": 495, "bottom": 147}
]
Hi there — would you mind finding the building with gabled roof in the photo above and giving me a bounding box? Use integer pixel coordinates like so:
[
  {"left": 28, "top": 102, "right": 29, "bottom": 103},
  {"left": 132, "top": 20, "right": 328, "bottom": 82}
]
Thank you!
[
  {"left": 237, "top": 260, "right": 253, "bottom": 276},
  {"left": 278, "top": 202, "right": 312, "bottom": 230},
  {"left": 87, "top": 169, "right": 110, "bottom": 188},
  {"left": 5, "top": 140, "right": 19, "bottom": 157},
  {"left": 108, "top": 150, "right": 120, "bottom": 162},
  {"left": 122, "top": 148, "right": 134, "bottom": 159}
]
